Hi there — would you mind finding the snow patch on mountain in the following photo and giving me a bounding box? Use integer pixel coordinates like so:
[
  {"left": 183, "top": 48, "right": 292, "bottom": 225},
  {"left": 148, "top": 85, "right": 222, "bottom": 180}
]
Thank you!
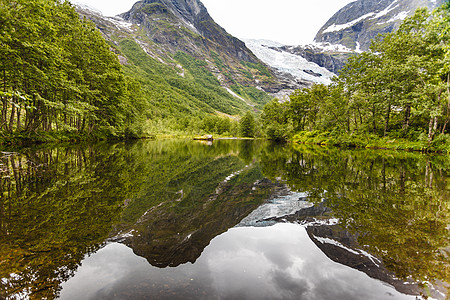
[
  {"left": 71, "top": 1, "right": 103, "bottom": 15},
  {"left": 107, "top": 16, "right": 135, "bottom": 31},
  {"left": 323, "top": 1, "right": 400, "bottom": 34},
  {"left": 379, "top": 11, "right": 409, "bottom": 24},
  {"left": 373, "top": 0, "right": 399, "bottom": 18},
  {"left": 323, "top": 12, "right": 376, "bottom": 33},
  {"left": 244, "top": 39, "right": 336, "bottom": 85},
  {"left": 307, "top": 42, "right": 353, "bottom": 53}
]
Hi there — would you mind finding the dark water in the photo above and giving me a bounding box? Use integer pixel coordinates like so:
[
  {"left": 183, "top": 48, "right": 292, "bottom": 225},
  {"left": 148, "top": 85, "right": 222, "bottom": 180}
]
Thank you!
[{"left": 0, "top": 139, "right": 448, "bottom": 299}]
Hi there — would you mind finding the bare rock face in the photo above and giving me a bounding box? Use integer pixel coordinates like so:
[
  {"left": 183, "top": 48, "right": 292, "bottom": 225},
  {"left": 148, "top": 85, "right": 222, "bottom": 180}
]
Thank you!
[
  {"left": 120, "top": 0, "right": 259, "bottom": 64},
  {"left": 314, "top": 0, "right": 445, "bottom": 51},
  {"left": 76, "top": 0, "right": 291, "bottom": 96}
]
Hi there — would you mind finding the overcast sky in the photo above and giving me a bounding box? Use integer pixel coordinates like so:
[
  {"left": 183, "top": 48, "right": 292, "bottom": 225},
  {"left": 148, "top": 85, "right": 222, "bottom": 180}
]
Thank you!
[{"left": 72, "top": 0, "right": 355, "bottom": 45}]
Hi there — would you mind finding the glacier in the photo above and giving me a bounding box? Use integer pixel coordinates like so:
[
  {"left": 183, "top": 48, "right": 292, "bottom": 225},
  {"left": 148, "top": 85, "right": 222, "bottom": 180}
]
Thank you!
[{"left": 244, "top": 39, "right": 336, "bottom": 86}]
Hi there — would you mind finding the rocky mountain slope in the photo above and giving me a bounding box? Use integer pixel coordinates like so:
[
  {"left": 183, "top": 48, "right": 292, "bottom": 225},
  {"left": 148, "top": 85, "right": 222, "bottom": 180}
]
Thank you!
[
  {"left": 119, "top": 0, "right": 255, "bottom": 64},
  {"left": 74, "top": 0, "right": 308, "bottom": 112},
  {"left": 253, "top": 0, "right": 445, "bottom": 77},
  {"left": 315, "top": 0, "right": 445, "bottom": 51}
]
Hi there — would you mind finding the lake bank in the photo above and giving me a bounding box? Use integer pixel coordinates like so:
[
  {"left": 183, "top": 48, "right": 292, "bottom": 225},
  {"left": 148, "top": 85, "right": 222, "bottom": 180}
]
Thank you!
[{"left": 292, "top": 130, "right": 450, "bottom": 154}]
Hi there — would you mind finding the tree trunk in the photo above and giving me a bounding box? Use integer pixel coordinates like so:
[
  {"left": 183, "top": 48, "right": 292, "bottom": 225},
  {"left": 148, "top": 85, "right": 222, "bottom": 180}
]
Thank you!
[
  {"left": 77, "top": 114, "right": 81, "bottom": 131},
  {"left": 16, "top": 107, "right": 21, "bottom": 132},
  {"left": 347, "top": 111, "right": 350, "bottom": 133},
  {"left": 428, "top": 116, "right": 437, "bottom": 143},
  {"left": 443, "top": 74, "right": 450, "bottom": 134},
  {"left": 372, "top": 104, "right": 376, "bottom": 134},
  {"left": 433, "top": 116, "right": 438, "bottom": 136},
  {"left": 55, "top": 109, "right": 59, "bottom": 131},
  {"left": 384, "top": 99, "right": 391, "bottom": 137},
  {"left": 1, "top": 69, "right": 7, "bottom": 130},
  {"left": 357, "top": 106, "right": 363, "bottom": 126},
  {"left": 402, "top": 104, "right": 411, "bottom": 131},
  {"left": 8, "top": 99, "right": 15, "bottom": 133}
]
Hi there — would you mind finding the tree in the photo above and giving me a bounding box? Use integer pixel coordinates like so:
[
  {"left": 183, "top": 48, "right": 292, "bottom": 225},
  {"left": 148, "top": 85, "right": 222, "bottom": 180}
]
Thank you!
[
  {"left": 239, "top": 111, "right": 255, "bottom": 138},
  {"left": 260, "top": 98, "right": 292, "bottom": 141},
  {"left": 0, "top": 0, "right": 145, "bottom": 140}
]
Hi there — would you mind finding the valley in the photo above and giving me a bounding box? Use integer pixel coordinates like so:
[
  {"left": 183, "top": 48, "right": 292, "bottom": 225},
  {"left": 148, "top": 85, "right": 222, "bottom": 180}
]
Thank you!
[{"left": 0, "top": 1, "right": 449, "bottom": 299}]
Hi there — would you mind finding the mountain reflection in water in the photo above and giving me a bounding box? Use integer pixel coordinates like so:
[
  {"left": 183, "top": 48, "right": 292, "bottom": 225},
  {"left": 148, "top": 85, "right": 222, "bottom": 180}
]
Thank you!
[
  {"left": 60, "top": 224, "right": 416, "bottom": 300},
  {"left": 0, "top": 140, "right": 447, "bottom": 300}
]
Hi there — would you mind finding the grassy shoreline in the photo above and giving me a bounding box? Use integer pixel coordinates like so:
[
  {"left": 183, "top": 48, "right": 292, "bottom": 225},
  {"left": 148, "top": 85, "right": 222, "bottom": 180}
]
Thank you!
[
  {"left": 292, "top": 131, "right": 450, "bottom": 154},
  {"left": 1, "top": 130, "right": 449, "bottom": 155}
]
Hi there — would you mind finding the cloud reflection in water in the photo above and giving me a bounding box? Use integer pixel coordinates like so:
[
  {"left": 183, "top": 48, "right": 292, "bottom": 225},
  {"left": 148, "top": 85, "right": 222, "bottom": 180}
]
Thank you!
[{"left": 60, "top": 223, "right": 415, "bottom": 300}]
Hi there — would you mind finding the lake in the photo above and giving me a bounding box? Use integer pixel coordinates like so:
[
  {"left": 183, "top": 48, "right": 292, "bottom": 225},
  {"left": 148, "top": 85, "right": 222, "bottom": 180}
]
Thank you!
[{"left": 0, "top": 139, "right": 448, "bottom": 299}]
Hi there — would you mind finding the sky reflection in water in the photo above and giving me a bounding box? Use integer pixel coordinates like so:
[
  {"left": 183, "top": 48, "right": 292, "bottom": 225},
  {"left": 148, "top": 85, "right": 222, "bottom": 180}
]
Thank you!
[{"left": 60, "top": 223, "right": 415, "bottom": 300}]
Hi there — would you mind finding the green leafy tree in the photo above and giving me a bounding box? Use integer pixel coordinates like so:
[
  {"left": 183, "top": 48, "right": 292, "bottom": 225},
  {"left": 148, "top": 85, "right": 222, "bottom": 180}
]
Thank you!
[
  {"left": 0, "top": 0, "right": 147, "bottom": 140},
  {"left": 261, "top": 5, "right": 449, "bottom": 150},
  {"left": 239, "top": 111, "right": 255, "bottom": 138},
  {"left": 260, "top": 98, "right": 292, "bottom": 141}
]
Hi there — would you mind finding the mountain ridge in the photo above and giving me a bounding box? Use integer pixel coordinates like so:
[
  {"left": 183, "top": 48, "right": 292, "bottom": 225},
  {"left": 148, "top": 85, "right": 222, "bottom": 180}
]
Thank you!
[
  {"left": 252, "top": 0, "right": 446, "bottom": 77},
  {"left": 314, "top": 0, "right": 445, "bottom": 51},
  {"left": 74, "top": 0, "right": 315, "bottom": 107}
]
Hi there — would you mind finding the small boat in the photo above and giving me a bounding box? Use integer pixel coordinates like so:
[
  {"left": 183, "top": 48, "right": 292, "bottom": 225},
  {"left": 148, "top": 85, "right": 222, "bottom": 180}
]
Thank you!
[{"left": 193, "top": 135, "right": 213, "bottom": 141}]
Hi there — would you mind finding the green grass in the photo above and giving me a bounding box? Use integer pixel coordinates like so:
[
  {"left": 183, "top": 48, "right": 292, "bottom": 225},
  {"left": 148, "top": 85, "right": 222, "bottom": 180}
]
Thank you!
[{"left": 292, "top": 131, "right": 450, "bottom": 153}]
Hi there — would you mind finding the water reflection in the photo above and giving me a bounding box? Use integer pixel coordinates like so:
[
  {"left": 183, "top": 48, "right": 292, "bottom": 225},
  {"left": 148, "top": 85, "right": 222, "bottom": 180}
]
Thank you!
[
  {"left": 0, "top": 140, "right": 447, "bottom": 299},
  {"left": 60, "top": 224, "right": 417, "bottom": 300},
  {"left": 259, "top": 145, "right": 449, "bottom": 292}
]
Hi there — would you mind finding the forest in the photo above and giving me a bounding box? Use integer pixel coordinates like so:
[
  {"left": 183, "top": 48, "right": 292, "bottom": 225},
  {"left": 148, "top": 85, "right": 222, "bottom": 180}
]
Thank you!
[
  {"left": 0, "top": 0, "right": 150, "bottom": 142},
  {"left": 0, "top": 0, "right": 263, "bottom": 143},
  {"left": 260, "top": 4, "right": 450, "bottom": 152},
  {"left": 1, "top": 0, "right": 449, "bottom": 152}
]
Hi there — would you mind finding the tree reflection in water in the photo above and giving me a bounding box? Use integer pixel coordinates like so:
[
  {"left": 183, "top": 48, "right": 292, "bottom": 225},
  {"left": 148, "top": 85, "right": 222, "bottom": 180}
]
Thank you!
[
  {"left": 0, "top": 140, "right": 448, "bottom": 299},
  {"left": 259, "top": 144, "right": 449, "bottom": 296}
]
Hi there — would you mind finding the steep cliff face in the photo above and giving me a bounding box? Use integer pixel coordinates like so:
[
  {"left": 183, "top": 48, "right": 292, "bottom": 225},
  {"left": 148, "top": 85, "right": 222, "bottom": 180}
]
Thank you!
[
  {"left": 120, "top": 0, "right": 257, "bottom": 64},
  {"left": 314, "top": 0, "right": 445, "bottom": 51}
]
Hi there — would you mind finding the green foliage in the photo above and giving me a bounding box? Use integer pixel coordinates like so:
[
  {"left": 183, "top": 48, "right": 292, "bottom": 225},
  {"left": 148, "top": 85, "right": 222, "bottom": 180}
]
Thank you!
[
  {"left": 259, "top": 144, "right": 449, "bottom": 284},
  {"left": 230, "top": 84, "right": 272, "bottom": 108},
  {"left": 0, "top": 0, "right": 146, "bottom": 141},
  {"left": 239, "top": 112, "right": 256, "bottom": 138},
  {"left": 241, "top": 61, "right": 272, "bottom": 77},
  {"left": 260, "top": 99, "right": 292, "bottom": 141},
  {"left": 0, "top": 1, "right": 269, "bottom": 142},
  {"left": 260, "top": 5, "right": 450, "bottom": 152},
  {"left": 173, "top": 52, "right": 254, "bottom": 115}
]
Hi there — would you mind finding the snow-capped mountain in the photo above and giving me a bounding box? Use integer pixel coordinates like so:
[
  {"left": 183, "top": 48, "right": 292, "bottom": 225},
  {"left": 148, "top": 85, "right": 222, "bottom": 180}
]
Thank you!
[
  {"left": 73, "top": 0, "right": 291, "bottom": 100},
  {"left": 244, "top": 39, "right": 336, "bottom": 88},
  {"left": 260, "top": 0, "right": 446, "bottom": 76},
  {"left": 314, "top": 0, "right": 445, "bottom": 51}
]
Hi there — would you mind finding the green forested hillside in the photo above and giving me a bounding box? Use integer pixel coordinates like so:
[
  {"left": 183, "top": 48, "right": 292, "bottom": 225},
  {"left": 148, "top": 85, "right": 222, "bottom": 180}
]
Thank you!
[
  {"left": 260, "top": 4, "right": 450, "bottom": 152},
  {"left": 116, "top": 38, "right": 270, "bottom": 136},
  {"left": 0, "top": 0, "right": 273, "bottom": 143}
]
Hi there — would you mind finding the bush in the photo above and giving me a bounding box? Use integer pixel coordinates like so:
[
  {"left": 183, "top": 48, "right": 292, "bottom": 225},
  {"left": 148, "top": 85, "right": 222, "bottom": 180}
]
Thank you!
[{"left": 431, "top": 134, "right": 450, "bottom": 153}]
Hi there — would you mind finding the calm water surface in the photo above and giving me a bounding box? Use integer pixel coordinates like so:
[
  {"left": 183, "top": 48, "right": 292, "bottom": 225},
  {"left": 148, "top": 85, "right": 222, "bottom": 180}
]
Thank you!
[{"left": 0, "top": 139, "right": 448, "bottom": 299}]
